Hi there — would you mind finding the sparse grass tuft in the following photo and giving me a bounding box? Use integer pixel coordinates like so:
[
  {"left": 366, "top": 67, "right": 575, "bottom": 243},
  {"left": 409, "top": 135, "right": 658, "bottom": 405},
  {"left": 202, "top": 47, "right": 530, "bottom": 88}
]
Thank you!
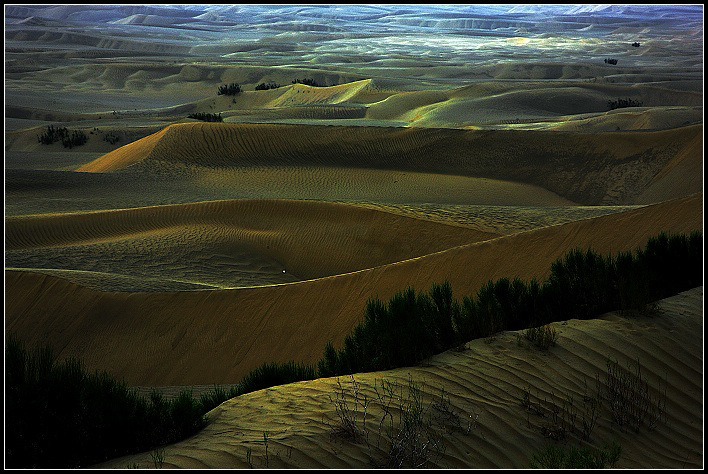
[
  {"left": 329, "top": 375, "right": 477, "bottom": 468},
  {"left": 523, "top": 324, "right": 558, "bottom": 350},
  {"left": 530, "top": 441, "right": 622, "bottom": 468}
]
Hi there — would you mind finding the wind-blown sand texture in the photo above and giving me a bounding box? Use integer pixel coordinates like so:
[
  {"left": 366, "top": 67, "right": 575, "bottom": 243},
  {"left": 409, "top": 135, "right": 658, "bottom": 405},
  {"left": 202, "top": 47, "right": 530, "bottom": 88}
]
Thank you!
[
  {"left": 5, "top": 199, "right": 497, "bottom": 289},
  {"left": 76, "top": 122, "right": 702, "bottom": 206},
  {"left": 95, "top": 286, "right": 703, "bottom": 469}
]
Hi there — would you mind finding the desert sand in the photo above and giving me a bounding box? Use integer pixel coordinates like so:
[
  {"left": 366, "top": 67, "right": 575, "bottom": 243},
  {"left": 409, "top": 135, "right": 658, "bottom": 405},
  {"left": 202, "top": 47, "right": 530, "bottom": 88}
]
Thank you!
[{"left": 4, "top": 4, "right": 703, "bottom": 469}]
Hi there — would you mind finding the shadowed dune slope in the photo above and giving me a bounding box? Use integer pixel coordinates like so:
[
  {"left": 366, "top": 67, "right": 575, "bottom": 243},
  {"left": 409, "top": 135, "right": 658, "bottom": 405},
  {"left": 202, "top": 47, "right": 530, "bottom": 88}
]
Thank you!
[
  {"left": 78, "top": 122, "right": 702, "bottom": 205},
  {"left": 5, "top": 199, "right": 496, "bottom": 284},
  {"left": 95, "top": 287, "right": 703, "bottom": 469},
  {"left": 5, "top": 193, "right": 702, "bottom": 386}
]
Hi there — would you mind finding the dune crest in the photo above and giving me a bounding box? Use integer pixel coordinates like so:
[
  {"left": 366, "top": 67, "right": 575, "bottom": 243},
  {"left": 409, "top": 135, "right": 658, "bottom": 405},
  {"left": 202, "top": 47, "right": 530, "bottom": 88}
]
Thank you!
[{"left": 77, "top": 122, "right": 702, "bottom": 205}]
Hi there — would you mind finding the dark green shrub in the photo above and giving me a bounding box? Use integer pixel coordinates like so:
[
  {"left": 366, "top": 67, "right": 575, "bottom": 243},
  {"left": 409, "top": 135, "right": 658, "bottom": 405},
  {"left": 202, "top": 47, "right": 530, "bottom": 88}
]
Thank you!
[
  {"left": 608, "top": 97, "right": 643, "bottom": 110},
  {"left": 5, "top": 335, "right": 207, "bottom": 468},
  {"left": 255, "top": 82, "right": 281, "bottom": 90},
  {"left": 62, "top": 129, "right": 88, "bottom": 148},
  {"left": 292, "top": 78, "right": 328, "bottom": 87},
  {"left": 217, "top": 83, "right": 241, "bottom": 95},
  {"left": 187, "top": 112, "right": 223, "bottom": 122},
  {"left": 318, "top": 231, "right": 701, "bottom": 379},
  {"left": 37, "top": 125, "right": 69, "bottom": 145}
]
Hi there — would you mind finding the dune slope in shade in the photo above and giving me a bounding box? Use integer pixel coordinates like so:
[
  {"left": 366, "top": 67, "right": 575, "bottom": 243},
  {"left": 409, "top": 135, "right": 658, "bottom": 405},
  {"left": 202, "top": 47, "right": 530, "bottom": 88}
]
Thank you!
[
  {"left": 5, "top": 199, "right": 497, "bottom": 288},
  {"left": 5, "top": 194, "right": 701, "bottom": 387},
  {"left": 78, "top": 122, "right": 703, "bottom": 205},
  {"left": 95, "top": 287, "right": 703, "bottom": 469}
]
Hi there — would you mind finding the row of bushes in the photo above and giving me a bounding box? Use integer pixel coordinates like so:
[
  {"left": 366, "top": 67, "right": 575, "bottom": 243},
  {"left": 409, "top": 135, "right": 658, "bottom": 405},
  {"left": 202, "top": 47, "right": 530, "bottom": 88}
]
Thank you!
[
  {"left": 187, "top": 112, "right": 223, "bottom": 122},
  {"left": 219, "top": 78, "right": 338, "bottom": 95},
  {"left": 608, "top": 97, "right": 644, "bottom": 110},
  {"left": 37, "top": 125, "right": 89, "bottom": 148},
  {"left": 217, "top": 83, "right": 242, "bottom": 96},
  {"left": 292, "top": 78, "right": 333, "bottom": 87},
  {"left": 318, "top": 231, "right": 702, "bottom": 376},
  {"left": 255, "top": 81, "right": 281, "bottom": 90}
]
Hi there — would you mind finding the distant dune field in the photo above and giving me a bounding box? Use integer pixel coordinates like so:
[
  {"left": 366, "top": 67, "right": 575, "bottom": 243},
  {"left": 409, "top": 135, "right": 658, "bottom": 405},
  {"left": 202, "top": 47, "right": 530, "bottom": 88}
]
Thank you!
[
  {"left": 94, "top": 286, "right": 703, "bottom": 469},
  {"left": 5, "top": 193, "right": 701, "bottom": 387}
]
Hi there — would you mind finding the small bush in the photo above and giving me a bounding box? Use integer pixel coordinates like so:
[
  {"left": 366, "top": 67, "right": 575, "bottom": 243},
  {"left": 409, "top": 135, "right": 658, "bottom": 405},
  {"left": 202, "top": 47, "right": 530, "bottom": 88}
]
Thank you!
[
  {"left": 217, "top": 83, "right": 241, "bottom": 95},
  {"left": 103, "top": 131, "right": 122, "bottom": 144},
  {"left": 62, "top": 129, "right": 88, "bottom": 148},
  {"left": 329, "top": 375, "right": 473, "bottom": 468},
  {"left": 524, "top": 324, "right": 558, "bottom": 350}
]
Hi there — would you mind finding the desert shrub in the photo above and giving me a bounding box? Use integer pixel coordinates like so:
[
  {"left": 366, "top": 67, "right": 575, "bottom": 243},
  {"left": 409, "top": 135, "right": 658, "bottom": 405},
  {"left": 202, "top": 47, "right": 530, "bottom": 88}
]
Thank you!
[
  {"left": 62, "top": 129, "right": 88, "bottom": 148},
  {"left": 187, "top": 112, "right": 223, "bottom": 122},
  {"left": 217, "top": 83, "right": 241, "bottom": 95},
  {"left": 319, "top": 283, "right": 463, "bottom": 377},
  {"left": 292, "top": 78, "right": 328, "bottom": 87},
  {"left": 37, "top": 125, "right": 69, "bottom": 144},
  {"left": 37, "top": 126, "right": 89, "bottom": 148},
  {"left": 328, "top": 375, "right": 472, "bottom": 468},
  {"left": 523, "top": 324, "right": 558, "bottom": 350},
  {"left": 530, "top": 441, "right": 621, "bottom": 468},
  {"left": 255, "top": 81, "right": 281, "bottom": 90},
  {"left": 608, "top": 97, "right": 643, "bottom": 110},
  {"left": 102, "top": 131, "right": 122, "bottom": 144},
  {"left": 604, "top": 357, "right": 666, "bottom": 432},
  {"left": 5, "top": 335, "right": 208, "bottom": 468}
]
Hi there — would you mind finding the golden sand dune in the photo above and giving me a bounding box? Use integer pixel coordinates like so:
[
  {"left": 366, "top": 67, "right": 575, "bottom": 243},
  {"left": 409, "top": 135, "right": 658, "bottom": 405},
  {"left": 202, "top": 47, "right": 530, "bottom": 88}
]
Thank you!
[
  {"left": 96, "top": 287, "right": 703, "bottom": 469},
  {"left": 5, "top": 199, "right": 495, "bottom": 286},
  {"left": 5, "top": 194, "right": 701, "bottom": 387},
  {"left": 78, "top": 122, "right": 702, "bottom": 205}
]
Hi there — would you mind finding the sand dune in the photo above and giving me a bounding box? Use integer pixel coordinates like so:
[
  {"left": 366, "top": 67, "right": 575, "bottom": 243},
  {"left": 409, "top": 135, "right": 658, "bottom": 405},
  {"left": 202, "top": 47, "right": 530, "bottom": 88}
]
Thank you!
[
  {"left": 93, "top": 286, "right": 703, "bottom": 468},
  {"left": 6, "top": 199, "right": 496, "bottom": 288},
  {"left": 5, "top": 193, "right": 701, "bottom": 387},
  {"left": 77, "top": 122, "right": 702, "bottom": 205}
]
